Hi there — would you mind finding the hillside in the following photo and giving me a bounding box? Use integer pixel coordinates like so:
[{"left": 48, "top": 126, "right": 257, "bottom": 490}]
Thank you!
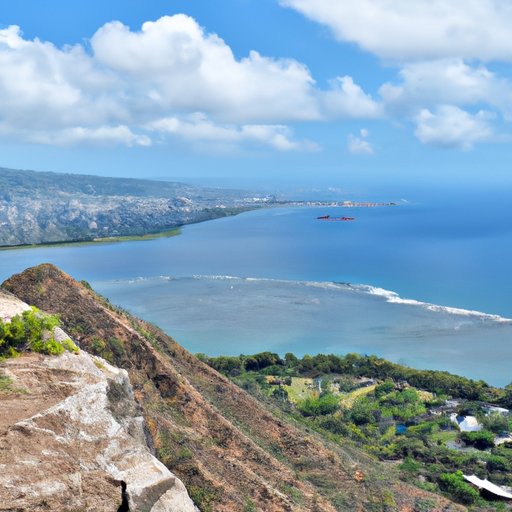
[
  {"left": 0, "top": 167, "right": 273, "bottom": 246},
  {"left": 2, "top": 264, "right": 463, "bottom": 512}
]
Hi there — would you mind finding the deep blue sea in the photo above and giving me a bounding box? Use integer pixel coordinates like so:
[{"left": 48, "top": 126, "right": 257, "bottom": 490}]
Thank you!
[{"left": 1, "top": 187, "right": 511, "bottom": 385}]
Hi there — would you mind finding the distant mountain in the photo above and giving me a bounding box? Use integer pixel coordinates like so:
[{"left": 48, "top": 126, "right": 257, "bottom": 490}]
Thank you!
[{"left": 0, "top": 167, "right": 274, "bottom": 246}]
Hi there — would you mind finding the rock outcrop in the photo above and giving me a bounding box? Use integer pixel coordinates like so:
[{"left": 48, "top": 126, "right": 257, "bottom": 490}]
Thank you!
[{"left": 0, "top": 291, "right": 196, "bottom": 512}]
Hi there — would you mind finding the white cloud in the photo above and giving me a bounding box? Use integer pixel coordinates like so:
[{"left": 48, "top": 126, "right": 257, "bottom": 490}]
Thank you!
[
  {"left": 281, "top": 0, "right": 512, "bottom": 61},
  {"left": 321, "top": 76, "right": 382, "bottom": 118},
  {"left": 148, "top": 113, "right": 319, "bottom": 152},
  {"left": 380, "top": 59, "right": 512, "bottom": 118},
  {"left": 90, "top": 15, "right": 321, "bottom": 123},
  {"left": 347, "top": 128, "right": 374, "bottom": 155},
  {"left": 0, "top": 16, "right": 380, "bottom": 150},
  {"left": 414, "top": 106, "right": 494, "bottom": 149}
]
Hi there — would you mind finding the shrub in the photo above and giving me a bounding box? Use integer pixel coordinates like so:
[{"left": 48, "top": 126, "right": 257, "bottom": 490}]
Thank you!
[
  {"left": 350, "top": 397, "right": 379, "bottom": 425},
  {"left": 61, "top": 338, "right": 79, "bottom": 354},
  {"left": 460, "top": 430, "right": 495, "bottom": 450},
  {"left": 0, "top": 308, "right": 67, "bottom": 357},
  {"left": 297, "top": 393, "right": 339, "bottom": 416},
  {"left": 375, "top": 380, "right": 395, "bottom": 397},
  {"left": 439, "top": 471, "right": 479, "bottom": 504}
]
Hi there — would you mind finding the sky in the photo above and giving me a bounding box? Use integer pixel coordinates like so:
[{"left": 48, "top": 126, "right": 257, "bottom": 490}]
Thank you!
[{"left": 1, "top": 0, "right": 512, "bottom": 193}]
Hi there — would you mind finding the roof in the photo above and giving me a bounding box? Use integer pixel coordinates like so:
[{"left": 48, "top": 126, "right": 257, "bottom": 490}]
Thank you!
[
  {"left": 450, "top": 413, "right": 482, "bottom": 432},
  {"left": 485, "top": 405, "right": 510, "bottom": 415},
  {"left": 463, "top": 475, "right": 512, "bottom": 499}
]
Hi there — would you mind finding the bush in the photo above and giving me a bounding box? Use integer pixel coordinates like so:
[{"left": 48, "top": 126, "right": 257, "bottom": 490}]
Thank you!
[
  {"left": 350, "top": 397, "right": 379, "bottom": 425},
  {"left": 297, "top": 393, "right": 339, "bottom": 416},
  {"left": 375, "top": 380, "right": 395, "bottom": 397},
  {"left": 0, "top": 307, "right": 78, "bottom": 357},
  {"left": 439, "top": 471, "right": 479, "bottom": 504},
  {"left": 460, "top": 430, "right": 495, "bottom": 450},
  {"left": 482, "top": 412, "right": 509, "bottom": 434},
  {"left": 0, "top": 308, "right": 70, "bottom": 357}
]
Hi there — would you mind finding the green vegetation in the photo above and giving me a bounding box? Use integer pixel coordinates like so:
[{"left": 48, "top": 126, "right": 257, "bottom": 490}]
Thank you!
[
  {"left": 1, "top": 228, "right": 182, "bottom": 251},
  {"left": 297, "top": 392, "right": 339, "bottom": 416},
  {"left": 0, "top": 307, "right": 78, "bottom": 357},
  {"left": 0, "top": 372, "right": 28, "bottom": 394},
  {"left": 199, "top": 351, "right": 502, "bottom": 402},
  {"left": 88, "top": 335, "right": 126, "bottom": 364},
  {"left": 0, "top": 374, "right": 13, "bottom": 391},
  {"left": 460, "top": 431, "right": 495, "bottom": 449},
  {"left": 92, "top": 227, "right": 181, "bottom": 243},
  {"left": 188, "top": 485, "right": 218, "bottom": 512},
  {"left": 202, "top": 351, "right": 512, "bottom": 508},
  {"left": 439, "top": 471, "right": 480, "bottom": 505}
]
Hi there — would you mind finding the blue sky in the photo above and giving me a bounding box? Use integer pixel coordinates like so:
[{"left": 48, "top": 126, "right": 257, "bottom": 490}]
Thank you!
[{"left": 1, "top": 0, "right": 512, "bottom": 193}]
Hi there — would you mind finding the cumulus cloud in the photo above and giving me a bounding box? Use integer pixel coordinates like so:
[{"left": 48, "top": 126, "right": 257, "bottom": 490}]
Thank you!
[
  {"left": 147, "top": 113, "right": 319, "bottom": 151},
  {"left": 414, "top": 106, "right": 494, "bottom": 149},
  {"left": 380, "top": 59, "right": 512, "bottom": 118},
  {"left": 281, "top": 1, "right": 512, "bottom": 149},
  {"left": 0, "top": 15, "right": 381, "bottom": 149},
  {"left": 280, "top": 0, "right": 512, "bottom": 61},
  {"left": 347, "top": 128, "right": 374, "bottom": 155},
  {"left": 321, "top": 76, "right": 382, "bottom": 118}
]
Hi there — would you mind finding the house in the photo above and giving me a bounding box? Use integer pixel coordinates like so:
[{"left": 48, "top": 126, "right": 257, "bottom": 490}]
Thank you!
[
  {"left": 450, "top": 413, "right": 482, "bottom": 432},
  {"left": 353, "top": 377, "right": 375, "bottom": 388},
  {"left": 483, "top": 405, "right": 510, "bottom": 416}
]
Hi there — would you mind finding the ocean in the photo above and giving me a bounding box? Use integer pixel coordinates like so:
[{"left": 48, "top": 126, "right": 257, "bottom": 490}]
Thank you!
[{"left": 1, "top": 187, "right": 511, "bottom": 385}]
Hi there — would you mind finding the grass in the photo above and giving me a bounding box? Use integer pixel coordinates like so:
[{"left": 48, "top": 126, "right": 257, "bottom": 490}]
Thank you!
[
  {"left": 282, "top": 377, "right": 315, "bottom": 403},
  {"left": 0, "top": 374, "right": 13, "bottom": 391},
  {"left": 431, "top": 429, "right": 458, "bottom": 445},
  {"left": 0, "top": 227, "right": 181, "bottom": 250},
  {"left": 339, "top": 385, "right": 376, "bottom": 408},
  {"left": 0, "top": 373, "right": 28, "bottom": 394}
]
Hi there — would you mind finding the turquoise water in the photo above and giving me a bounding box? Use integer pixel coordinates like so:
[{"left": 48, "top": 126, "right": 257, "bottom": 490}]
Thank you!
[{"left": 0, "top": 189, "right": 511, "bottom": 385}]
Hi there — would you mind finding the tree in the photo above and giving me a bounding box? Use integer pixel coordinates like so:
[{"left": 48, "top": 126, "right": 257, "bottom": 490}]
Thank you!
[
  {"left": 297, "top": 393, "right": 339, "bottom": 417},
  {"left": 284, "top": 352, "right": 298, "bottom": 368}
]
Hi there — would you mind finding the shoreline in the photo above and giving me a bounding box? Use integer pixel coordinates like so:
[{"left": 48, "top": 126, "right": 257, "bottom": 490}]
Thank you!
[
  {"left": 0, "top": 200, "right": 399, "bottom": 251},
  {"left": 0, "top": 227, "right": 182, "bottom": 251}
]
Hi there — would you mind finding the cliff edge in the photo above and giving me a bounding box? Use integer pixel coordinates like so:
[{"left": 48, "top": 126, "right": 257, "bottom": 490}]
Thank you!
[{"left": 0, "top": 290, "right": 196, "bottom": 512}]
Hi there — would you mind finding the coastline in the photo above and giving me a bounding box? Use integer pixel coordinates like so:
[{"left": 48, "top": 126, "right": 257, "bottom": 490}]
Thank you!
[
  {"left": 96, "top": 273, "right": 512, "bottom": 386},
  {"left": 0, "top": 227, "right": 182, "bottom": 251},
  {"left": 0, "top": 200, "right": 398, "bottom": 250}
]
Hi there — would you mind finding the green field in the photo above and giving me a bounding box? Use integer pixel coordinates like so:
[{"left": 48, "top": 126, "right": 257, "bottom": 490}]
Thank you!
[{"left": 282, "top": 377, "right": 315, "bottom": 403}]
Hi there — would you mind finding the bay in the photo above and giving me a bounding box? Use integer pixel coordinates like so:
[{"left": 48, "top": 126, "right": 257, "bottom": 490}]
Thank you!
[{"left": 0, "top": 188, "right": 511, "bottom": 386}]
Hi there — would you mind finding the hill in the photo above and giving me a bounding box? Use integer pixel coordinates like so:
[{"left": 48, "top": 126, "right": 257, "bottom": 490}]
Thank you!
[
  {"left": 2, "top": 264, "right": 462, "bottom": 511},
  {"left": 0, "top": 167, "right": 273, "bottom": 246}
]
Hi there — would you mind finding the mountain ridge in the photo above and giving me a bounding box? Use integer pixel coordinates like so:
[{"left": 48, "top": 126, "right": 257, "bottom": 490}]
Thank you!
[{"left": 0, "top": 167, "right": 272, "bottom": 246}]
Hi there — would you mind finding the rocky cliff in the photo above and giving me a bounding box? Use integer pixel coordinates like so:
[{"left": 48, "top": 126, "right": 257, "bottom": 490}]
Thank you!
[
  {"left": 0, "top": 290, "right": 196, "bottom": 512},
  {"left": 2, "top": 264, "right": 464, "bottom": 512}
]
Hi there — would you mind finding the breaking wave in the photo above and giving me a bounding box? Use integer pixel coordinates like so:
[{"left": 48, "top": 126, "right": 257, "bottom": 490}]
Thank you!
[{"left": 115, "top": 274, "right": 512, "bottom": 324}]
